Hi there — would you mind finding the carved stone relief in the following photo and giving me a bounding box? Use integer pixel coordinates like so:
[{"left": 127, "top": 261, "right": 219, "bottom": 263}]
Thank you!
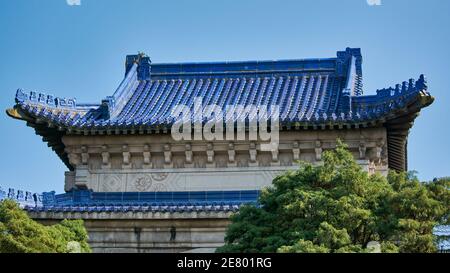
[
  {"left": 133, "top": 175, "right": 153, "bottom": 192},
  {"left": 100, "top": 174, "right": 124, "bottom": 192}
]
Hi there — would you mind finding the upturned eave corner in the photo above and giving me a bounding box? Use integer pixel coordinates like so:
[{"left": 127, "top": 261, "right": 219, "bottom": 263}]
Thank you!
[
  {"left": 419, "top": 91, "right": 435, "bottom": 109},
  {"left": 384, "top": 87, "right": 434, "bottom": 173},
  {"left": 6, "top": 107, "right": 21, "bottom": 120},
  {"left": 6, "top": 105, "right": 31, "bottom": 122}
]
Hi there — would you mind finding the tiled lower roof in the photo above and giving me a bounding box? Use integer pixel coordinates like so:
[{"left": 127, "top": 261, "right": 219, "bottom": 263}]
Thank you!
[
  {"left": 0, "top": 186, "right": 40, "bottom": 208},
  {"left": 1, "top": 186, "right": 448, "bottom": 249},
  {"left": 16, "top": 189, "right": 259, "bottom": 213},
  {"left": 26, "top": 203, "right": 243, "bottom": 213}
]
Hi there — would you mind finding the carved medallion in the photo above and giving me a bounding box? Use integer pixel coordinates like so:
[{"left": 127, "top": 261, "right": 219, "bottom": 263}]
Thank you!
[{"left": 134, "top": 175, "right": 153, "bottom": 192}]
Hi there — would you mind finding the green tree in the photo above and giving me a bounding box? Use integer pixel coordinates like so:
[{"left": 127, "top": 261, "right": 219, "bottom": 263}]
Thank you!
[
  {"left": 217, "top": 140, "right": 449, "bottom": 253},
  {"left": 0, "top": 199, "right": 91, "bottom": 253}
]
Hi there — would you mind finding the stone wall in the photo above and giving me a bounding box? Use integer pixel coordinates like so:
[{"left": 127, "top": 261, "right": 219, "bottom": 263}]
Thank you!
[
  {"left": 63, "top": 127, "right": 389, "bottom": 192},
  {"left": 30, "top": 211, "right": 231, "bottom": 253},
  {"left": 29, "top": 127, "right": 390, "bottom": 253}
]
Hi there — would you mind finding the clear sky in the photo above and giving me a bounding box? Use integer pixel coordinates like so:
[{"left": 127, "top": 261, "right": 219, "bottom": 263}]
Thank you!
[{"left": 1, "top": 0, "right": 449, "bottom": 193}]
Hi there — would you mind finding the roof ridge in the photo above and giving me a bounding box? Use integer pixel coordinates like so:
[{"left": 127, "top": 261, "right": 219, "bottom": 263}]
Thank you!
[{"left": 151, "top": 57, "right": 338, "bottom": 66}]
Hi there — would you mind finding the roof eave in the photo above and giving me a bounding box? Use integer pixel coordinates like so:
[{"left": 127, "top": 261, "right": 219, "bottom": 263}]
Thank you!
[
  {"left": 6, "top": 105, "right": 73, "bottom": 171},
  {"left": 384, "top": 91, "right": 434, "bottom": 172}
]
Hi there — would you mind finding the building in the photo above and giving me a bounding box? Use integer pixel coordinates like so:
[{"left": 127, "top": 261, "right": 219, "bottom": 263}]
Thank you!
[
  {"left": 434, "top": 225, "right": 450, "bottom": 253},
  {"left": 5, "top": 48, "right": 433, "bottom": 252}
]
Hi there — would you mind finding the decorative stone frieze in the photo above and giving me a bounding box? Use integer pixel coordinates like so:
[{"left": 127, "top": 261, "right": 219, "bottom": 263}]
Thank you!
[{"left": 61, "top": 128, "right": 390, "bottom": 192}]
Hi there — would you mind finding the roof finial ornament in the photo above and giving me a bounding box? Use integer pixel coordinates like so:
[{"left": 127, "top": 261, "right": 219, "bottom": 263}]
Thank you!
[
  {"left": 138, "top": 51, "right": 147, "bottom": 59},
  {"left": 408, "top": 79, "right": 415, "bottom": 92},
  {"left": 401, "top": 81, "right": 408, "bottom": 93},
  {"left": 416, "top": 74, "right": 428, "bottom": 91},
  {"left": 394, "top": 84, "right": 401, "bottom": 96}
]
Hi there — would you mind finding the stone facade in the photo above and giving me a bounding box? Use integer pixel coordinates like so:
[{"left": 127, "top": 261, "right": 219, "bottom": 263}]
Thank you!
[
  {"left": 63, "top": 128, "right": 388, "bottom": 193},
  {"left": 30, "top": 211, "right": 231, "bottom": 253}
]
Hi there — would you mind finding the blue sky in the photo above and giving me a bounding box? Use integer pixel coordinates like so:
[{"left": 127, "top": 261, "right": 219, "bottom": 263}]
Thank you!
[{"left": 1, "top": 0, "right": 449, "bottom": 193}]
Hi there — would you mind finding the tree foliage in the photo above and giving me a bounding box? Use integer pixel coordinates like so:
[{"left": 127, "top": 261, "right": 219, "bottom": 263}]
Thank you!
[
  {"left": 217, "top": 140, "right": 449, "bottom": 253},
  {"left": 0, "top": 199, "right": 91, "bottom": 253}
]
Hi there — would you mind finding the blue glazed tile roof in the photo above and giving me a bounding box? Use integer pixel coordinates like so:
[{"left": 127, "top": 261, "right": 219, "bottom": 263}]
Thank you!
[
  {"left": 18, "top": 189, "right": 259, "bottom": 213},
  {"left": 2, "top": 186, "right": 448, "bottom": 250},
  {"left": 26, "top": 203, "right": 243, "bottom": 213},
  {"left": 8, "top": 48, "right": 433, "bottom": 132},
  {"left": 0, "top": 186, "right": 39, "bottom": 208},
  {"left": 1, "top": 186, "right": 259, "bottom": 213}
]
